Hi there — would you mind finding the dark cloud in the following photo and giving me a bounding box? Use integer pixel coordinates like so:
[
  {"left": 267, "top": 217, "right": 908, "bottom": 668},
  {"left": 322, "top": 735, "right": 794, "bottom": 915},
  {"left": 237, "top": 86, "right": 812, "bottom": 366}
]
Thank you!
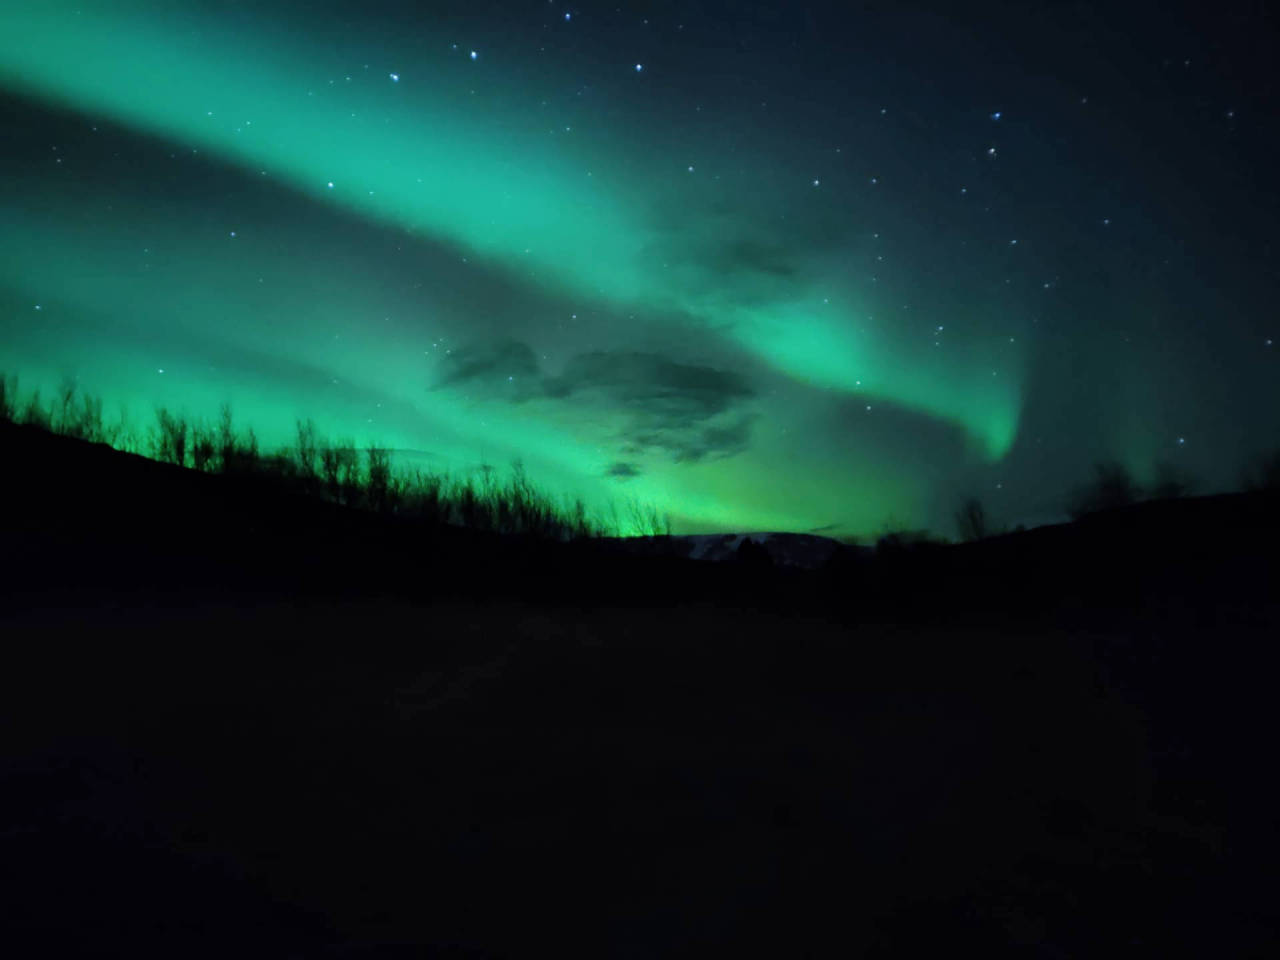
[
  {"left": 622, "top": 414, "right": 756, "bottom": 463},
  {"left": 436, "top": 341, "right": 759, "bottom": 464},
  {"left": 606, "top": 461, "right": 641, "bottom": 479},
  {"left": 546, "top": 350, "right": 757, "bottom": 462},
  {"left": 677, "top": 414, "right": 757, "bottom": 463},
  {"left": 712, "top": 239, "right": 798, "bottom": 279},
  {"left": 545, "top": 350, "right": 752, "bottom": 413},
  {"left": 432, "top": 339, "right": 541, "bottom": 395}
]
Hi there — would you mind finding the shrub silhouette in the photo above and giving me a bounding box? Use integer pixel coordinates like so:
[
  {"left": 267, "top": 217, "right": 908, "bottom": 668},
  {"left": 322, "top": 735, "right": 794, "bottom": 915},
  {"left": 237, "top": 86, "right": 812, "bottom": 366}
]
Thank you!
[
  {"left": 1149, "top": 460, "right": 1194, "bottom": 500},
  {"left": 190, "top": 418, "right": 217, "bottom": 472},
  {"left": 20, "top": 387, "right": 51, "bottom": 430},
  {"left": 316, "top": 437, "right": 359, "bottom": 505},
  {"left": 733, "top": 536, "right": 773, "bottom": 569},
  {"left": 1066, "top": 460, "right": 1141, "bottom": 519},
  {"left": 401, "top": 468, "right": 445, "bottom": 524},
  {"left": 153, "top": 407, "right": 190, "bottom": 467},
  {"left": 366, "top": 445, "right": 394, "bottom": 514},
  {"left": 295, "top": 418, "right": 320, "bottom": 494},
  {"left": 51, "top": 377, "right": 109, "bottom": 443},
  {"left": 0, "top": 371, "right": 15, "bottom": 422},
  {"left": 0, "top": 367, "right": 653, "bottom": 543},
  {"left": 215, "top": 404, "right": 260, "bottom": 476},
  {"left": 1240, "top": 448, "right": 1280, "bottom": 493},
  {"left": 954, "top": 496, "right": 988, "bottom": 542},
  {"left": 627, "top": 497, "right": 672, "bottom": 537}
]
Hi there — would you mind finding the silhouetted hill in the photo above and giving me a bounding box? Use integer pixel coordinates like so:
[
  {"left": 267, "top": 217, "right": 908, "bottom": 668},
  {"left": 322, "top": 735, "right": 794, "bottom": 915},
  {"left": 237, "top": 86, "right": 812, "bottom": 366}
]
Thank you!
[
  {"left": 3, "top": 419, "right": 1279, "bottom": 956},
  {"left": 3, "top": 417, "right": 1276, "bottom": 626}
]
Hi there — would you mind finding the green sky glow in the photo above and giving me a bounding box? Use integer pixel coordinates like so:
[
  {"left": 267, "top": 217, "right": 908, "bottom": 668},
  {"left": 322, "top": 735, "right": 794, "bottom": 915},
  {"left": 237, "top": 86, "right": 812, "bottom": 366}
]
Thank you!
[{"left": 30, "top": 2, "right": 1273, "bottom": 536}]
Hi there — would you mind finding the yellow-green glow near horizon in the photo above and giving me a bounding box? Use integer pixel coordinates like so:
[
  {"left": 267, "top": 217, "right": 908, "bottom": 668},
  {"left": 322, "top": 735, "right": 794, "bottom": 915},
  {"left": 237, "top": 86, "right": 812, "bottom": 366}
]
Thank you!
[{"left": 2, "top": 1, "right": 1107, "bottom": 538}]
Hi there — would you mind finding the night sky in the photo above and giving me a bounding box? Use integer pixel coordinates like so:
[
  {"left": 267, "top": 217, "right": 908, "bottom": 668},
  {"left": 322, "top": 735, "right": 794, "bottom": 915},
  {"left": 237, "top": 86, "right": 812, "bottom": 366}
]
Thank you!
[{"left": 2, "top": 1, "right": 1277, "bottom": 538}]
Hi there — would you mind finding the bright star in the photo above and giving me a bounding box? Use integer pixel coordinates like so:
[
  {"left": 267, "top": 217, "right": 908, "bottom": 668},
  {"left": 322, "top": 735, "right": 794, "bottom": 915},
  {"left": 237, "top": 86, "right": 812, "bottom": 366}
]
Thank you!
[
  {"left": 326, "top": 181, "right": 334, "bottom": 189},
  {"left": 991, "top": 111, "right": 1002, "bottom": 120},
  {"left": 470, "top": 50, "right": 478, "bottom": 60},
  {"left": 389, "top": 72, "right": 399, "bottom": 82}
]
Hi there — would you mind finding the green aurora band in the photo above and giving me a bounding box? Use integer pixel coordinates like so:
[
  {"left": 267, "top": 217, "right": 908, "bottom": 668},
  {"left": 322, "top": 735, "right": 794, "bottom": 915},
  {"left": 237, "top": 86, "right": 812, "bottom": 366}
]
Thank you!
[{"left": 0, "top": 1, "right": 1025, "bottom": 536}]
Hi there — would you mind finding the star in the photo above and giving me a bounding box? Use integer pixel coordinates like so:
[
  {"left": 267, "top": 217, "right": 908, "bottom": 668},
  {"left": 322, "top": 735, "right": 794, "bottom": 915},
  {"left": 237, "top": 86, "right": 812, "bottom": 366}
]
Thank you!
[
  {"left": 470, "top": 50, "right": 478, "bottom": 60},
  {"left": 635, "top": 63, "right": 643, "bottom": 72},
  {"left": 389, "top": 73, "right": 399, "bottom": 82}
]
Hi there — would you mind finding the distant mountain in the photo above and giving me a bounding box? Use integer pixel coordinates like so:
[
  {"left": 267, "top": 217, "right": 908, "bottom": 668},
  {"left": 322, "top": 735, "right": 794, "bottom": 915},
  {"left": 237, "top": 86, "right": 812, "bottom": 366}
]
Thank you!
[{"left": 591, "top": 531, "right": 861, "bottom": 570}]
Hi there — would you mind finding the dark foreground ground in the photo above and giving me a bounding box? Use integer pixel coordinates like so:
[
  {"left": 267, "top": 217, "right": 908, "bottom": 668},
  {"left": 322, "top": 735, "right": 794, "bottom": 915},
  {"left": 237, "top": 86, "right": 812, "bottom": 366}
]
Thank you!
[{"left": 2, "top": 421, "right": 1278, "bottom": 956}]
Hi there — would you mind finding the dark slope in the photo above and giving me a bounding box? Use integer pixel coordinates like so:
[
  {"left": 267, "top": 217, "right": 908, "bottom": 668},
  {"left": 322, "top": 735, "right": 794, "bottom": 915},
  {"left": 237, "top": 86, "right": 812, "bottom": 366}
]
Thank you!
[
  {"left": 3, "top": 416, "right": 1276, "bottom": 622},
  {"left": 2, "top": 420, "right": 1279, "bottom": 957}
]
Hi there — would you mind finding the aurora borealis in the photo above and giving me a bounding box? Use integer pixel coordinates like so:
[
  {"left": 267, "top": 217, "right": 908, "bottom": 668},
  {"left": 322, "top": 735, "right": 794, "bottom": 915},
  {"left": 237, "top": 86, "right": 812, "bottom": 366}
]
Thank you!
[{"left": 2, "top": 1, "right": 1276, "bottom": 537}]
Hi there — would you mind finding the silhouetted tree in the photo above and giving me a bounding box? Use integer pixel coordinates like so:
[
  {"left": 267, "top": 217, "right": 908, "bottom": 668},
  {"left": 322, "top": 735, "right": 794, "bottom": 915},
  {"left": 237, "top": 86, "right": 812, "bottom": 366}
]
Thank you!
[
  {"left": 317, "top": 438, "right": 359, "bottom": 505},
  {"left": 153, "top": 407, "right": 189, "bottom": 467},
  {"left": 217, "top": 404, "right": 258, "bottom": 475},
  {"left": 295, "top": 418, "right": 319, "bottom": 482},
  {"left": 627, "top": 497, "right": 671, "bottom": 537},
  {"left": 1067, "top": 460, "right": 1141, "bottom": 519},
  {"left": 954, "top": 496, "right": 988, "bottom": 541},
  {"left": 1149, "top": 460, "right": 1193, "bottom": 500},
  {"left": 734, "top": 536, "right": 773, "bottom": 569},
  {"left": 366, "top": 446, "right": 393, "bottom": 514},
  {"left": 0, "top": 372, "right": 14, "bottom": 422},
  {"left": 191, "top": 421, "right": 216, "bottom": 472},
  {"left": 1240, "top": 448, "right": 1280, "bottom": 493},
  {"left": 21, "top": 388, "right": 50, "bottom": 430},
  {"left": 49, "top": 377, "right": 106, "bottom": 443}
]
